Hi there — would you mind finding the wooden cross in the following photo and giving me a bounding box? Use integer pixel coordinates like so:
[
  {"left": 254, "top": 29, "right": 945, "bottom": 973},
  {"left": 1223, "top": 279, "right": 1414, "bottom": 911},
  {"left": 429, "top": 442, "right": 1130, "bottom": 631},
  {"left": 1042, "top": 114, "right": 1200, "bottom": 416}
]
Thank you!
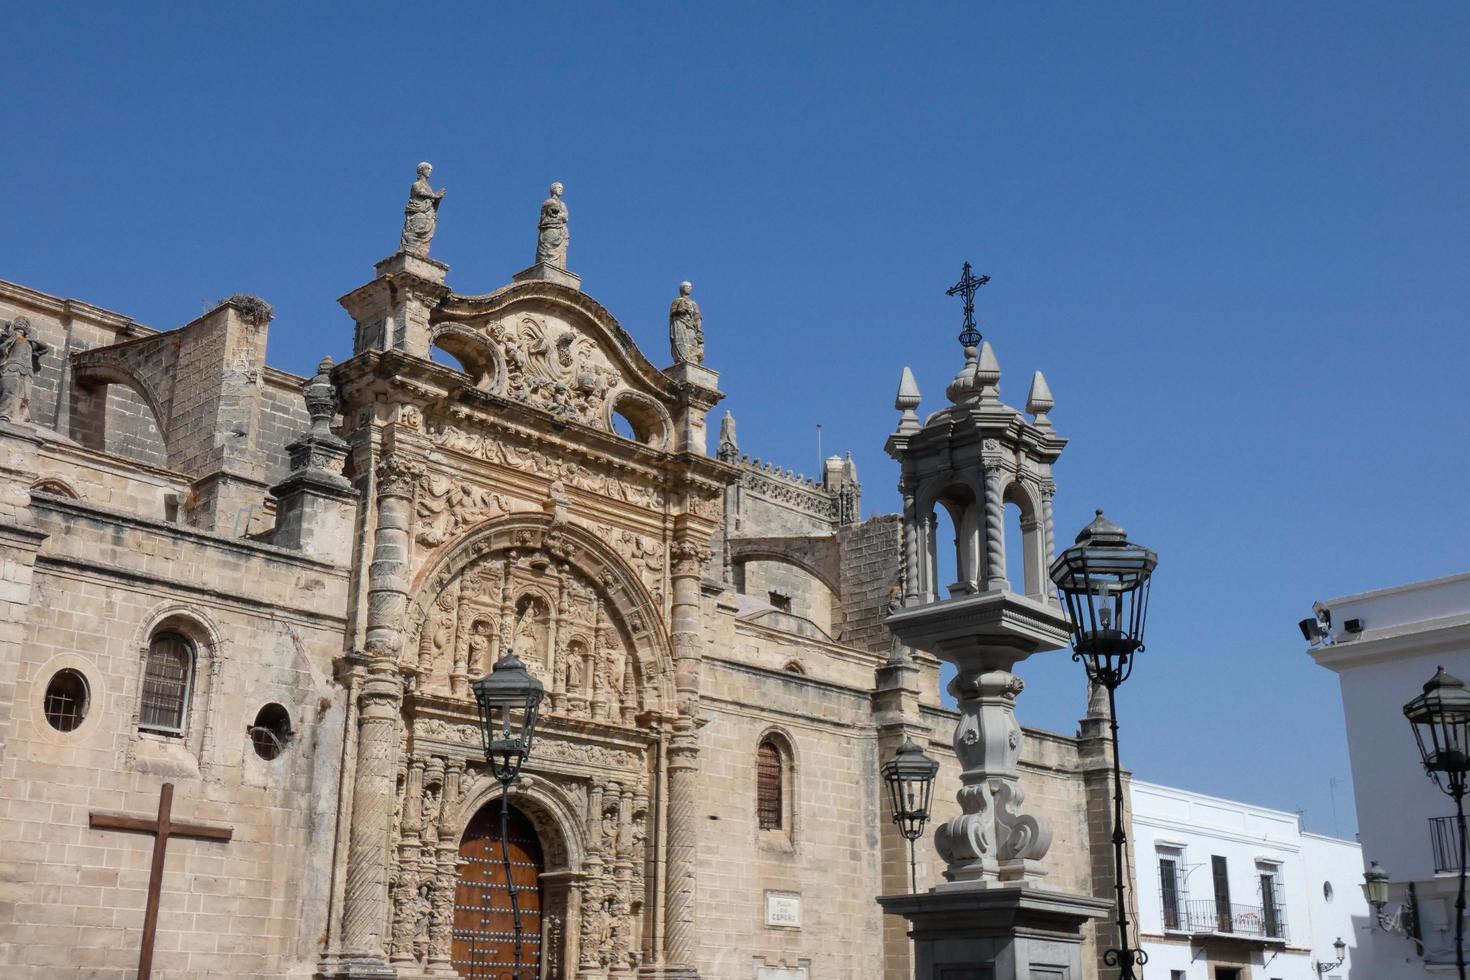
[{"left": 89, "top": 782, "right": 233, "bottom": 980}]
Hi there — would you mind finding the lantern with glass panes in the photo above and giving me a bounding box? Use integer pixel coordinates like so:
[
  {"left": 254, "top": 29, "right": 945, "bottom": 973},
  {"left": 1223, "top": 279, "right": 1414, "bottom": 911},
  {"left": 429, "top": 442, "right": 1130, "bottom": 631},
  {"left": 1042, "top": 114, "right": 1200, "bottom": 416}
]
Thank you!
[
  {"left": 470, "top": 652, "right": 545, "bottom": 980},
  {"left": 1050, "top": 509, "right": 1158, "bottom": 980},
  {"left": 1404, "top": 667, "right": 1470, "bottom": 980},
  {"left": 881, "top": 739, "right": 940, "bottom": 893}
]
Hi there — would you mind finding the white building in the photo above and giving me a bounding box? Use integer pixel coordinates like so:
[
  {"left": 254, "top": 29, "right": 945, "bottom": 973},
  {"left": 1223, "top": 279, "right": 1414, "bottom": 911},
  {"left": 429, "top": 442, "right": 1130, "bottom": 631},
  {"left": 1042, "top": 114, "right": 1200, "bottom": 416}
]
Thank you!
[
  {"left": 1308, "top": 571, "right": 1470, "bottom": 977},
  {"left": 1131, "top": 780, "right": 1366, "bottom": 980}
]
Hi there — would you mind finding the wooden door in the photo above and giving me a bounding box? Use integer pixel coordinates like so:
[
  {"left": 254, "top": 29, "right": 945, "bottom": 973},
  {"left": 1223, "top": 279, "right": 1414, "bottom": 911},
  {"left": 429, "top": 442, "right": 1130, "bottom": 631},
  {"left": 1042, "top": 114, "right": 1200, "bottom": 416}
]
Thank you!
[{"left": 453, "top": 802, "right": 544, "bottom": 978}]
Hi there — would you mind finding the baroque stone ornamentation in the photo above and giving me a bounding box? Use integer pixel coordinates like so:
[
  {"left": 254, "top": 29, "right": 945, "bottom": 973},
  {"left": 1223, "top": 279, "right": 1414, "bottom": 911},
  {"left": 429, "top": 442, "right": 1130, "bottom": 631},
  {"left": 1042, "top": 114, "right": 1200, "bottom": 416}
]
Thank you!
[
  {"left": 301, "top": 357, "right": 338, "bottom": 437},
  {"left": 488, "top": 314, "right": 623, "bottom": 427},
  {"left": 427, "top": 416, "right": 663, "bottom": 510},
  {"left": 668, "top": 281, "right": 704, "bottom": 365},
  {"left": 376, "top": 453, "right": 425, "bottom": 498},
  {"left": 400, "top": 162, "right": 446, "bottom": 256},
  {"left": 0, "top": 318, "right": 51, "bottom": 425},
  {"left": 414, "top": 473, "right": 513, "bottom": 547}
]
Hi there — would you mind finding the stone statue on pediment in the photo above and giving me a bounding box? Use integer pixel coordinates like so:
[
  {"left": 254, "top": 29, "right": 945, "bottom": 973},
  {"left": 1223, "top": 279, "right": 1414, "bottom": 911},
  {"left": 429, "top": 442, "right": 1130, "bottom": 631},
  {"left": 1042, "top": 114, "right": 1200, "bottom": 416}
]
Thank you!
[
  {"left": 0, "top": 317, "right": 51, "bottom": 425},
  {"left": 400, "top": 162, "right": 446, "bottom": 256},
  {"left": 536, "top": 182, "right": 569, "bottom": 267},
  {"left": 668, "top": 281, "right": 703, "bottom": 364}
]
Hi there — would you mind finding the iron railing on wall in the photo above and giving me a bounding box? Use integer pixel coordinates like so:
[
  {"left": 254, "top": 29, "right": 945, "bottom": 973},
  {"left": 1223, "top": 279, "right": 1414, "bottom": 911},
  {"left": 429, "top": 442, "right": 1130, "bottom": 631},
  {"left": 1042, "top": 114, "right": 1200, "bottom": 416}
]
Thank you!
[{"left": 1166, "top": 899, "right": 1289, "bottom": 942}]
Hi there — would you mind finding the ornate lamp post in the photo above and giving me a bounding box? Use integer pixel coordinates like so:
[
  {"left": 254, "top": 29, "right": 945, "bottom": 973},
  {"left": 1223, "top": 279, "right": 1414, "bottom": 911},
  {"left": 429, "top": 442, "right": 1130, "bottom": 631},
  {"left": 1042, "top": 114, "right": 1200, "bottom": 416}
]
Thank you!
[
  {"left": 882, "top": 738, "right": 940, "bottom": 893},
  {"left": 1404, "top": 666, "right": 1470, "bottom": 980},
  {"left": 1312, "top": 937, "right": 1346, "bottom": 976},
  {"left": 1050, "top": 510, "right": 1158, "bottom": 980},
  {"left": 471, "top": 652, "right": 544, "bottom": 980}
]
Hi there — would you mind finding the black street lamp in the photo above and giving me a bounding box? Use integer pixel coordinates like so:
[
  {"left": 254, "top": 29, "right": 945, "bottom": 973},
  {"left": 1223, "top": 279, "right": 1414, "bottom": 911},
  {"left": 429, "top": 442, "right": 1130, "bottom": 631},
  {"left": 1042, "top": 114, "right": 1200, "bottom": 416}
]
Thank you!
[
  {"left": 471, "top": 652, "right": 545, "bottom": 980},
  {"left": 882, "top": 738, "right": 940, "bottom": 893},
  {"left": 1312, "top": 937, "right": 1346, "bottom": 976},
  {"left": 1404, "top": 666, "right": 1470, "bottom": 980},
  {"left": 1051, "top": 510, "right": 1158, "bottom": 980}
]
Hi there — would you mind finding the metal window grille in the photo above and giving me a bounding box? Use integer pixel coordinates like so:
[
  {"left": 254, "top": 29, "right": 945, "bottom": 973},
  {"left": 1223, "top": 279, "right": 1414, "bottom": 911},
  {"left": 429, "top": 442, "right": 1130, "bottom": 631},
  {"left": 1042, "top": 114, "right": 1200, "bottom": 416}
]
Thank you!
[
  {"left": 757, "top": 740, "right": 783, "bottom": 830},
  {"left": 1159, "top": 857, "right": 1183, "bottom": 930},
  {"left": 1259, "top": 871, "right": 1285, "bottom": 939},
  {"left": 43, "top": 669, "right": 89, "bottom": 732},
  {"left": 1430, "top": 815, "right": 1465, "bottom": 873},
  {"left": 140, "top": 632, "right": 193, "bottom": 733}
]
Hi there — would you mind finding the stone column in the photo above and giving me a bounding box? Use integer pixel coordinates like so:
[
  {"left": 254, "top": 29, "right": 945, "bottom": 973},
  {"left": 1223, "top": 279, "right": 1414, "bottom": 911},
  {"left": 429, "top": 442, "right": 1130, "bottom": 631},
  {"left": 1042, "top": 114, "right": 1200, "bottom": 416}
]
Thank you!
[
  {"left": 339, "top": 453, "right": 421, "bottom": 977},
  {"left": 982, "top": 466, "right": 1008, "bottom": 592},
  {"left": 390, "top": 758, "right": 425, "bottom": 965},
  {"left": 427, "top": 758, "right": 463, "bottom": 976},
  {"left": 663, "top": 538, "right": 708, "bottom": 978},
  {"left": 0, "top": 424, "right": 46, "bottom": 771}
]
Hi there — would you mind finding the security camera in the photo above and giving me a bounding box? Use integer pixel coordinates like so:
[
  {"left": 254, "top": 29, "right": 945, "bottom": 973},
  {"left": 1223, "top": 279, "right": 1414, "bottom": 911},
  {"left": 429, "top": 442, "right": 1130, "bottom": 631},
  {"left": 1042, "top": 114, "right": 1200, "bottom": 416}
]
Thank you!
[{"left": 1299, "top": 617, "right": 1326, "bottom": 643}]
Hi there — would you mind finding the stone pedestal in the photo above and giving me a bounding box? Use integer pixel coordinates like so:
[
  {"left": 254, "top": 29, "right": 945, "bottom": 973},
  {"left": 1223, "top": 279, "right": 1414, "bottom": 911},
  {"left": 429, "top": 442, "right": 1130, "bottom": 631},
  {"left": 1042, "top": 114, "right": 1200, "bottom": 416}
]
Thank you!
[
  {"left": 878, "top": 885, "right": 1110, "bottom": 980},
  {"left": 661, "top": 362, "right": 722, "bottom": 456},
  {"left": 886, "top": 590, "right": 1070, "bottom": 885},
  {"left": 513, "top": 261, "right": 581, "bottom": 289},
  {"left": 342, "top": 252, "right": 452, "bottom": 357}
]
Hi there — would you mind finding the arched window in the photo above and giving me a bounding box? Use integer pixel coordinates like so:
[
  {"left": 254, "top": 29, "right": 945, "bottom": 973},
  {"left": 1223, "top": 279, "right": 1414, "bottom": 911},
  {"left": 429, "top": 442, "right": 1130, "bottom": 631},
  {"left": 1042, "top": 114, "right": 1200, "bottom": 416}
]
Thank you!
[
  {"left": 140, "top": 631, "right": 194, "bottom": 734},
  {"left": 757, "top": 738, "right": 785, "bottom": 831}
]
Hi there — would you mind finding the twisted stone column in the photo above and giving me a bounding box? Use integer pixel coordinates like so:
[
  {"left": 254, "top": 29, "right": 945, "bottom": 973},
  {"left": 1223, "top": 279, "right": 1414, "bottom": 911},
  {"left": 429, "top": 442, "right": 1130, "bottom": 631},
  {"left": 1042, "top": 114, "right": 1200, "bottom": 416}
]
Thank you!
[
  {"left": 340, "top": 453, "right": 421, "bottom": 975},
  {"left": 983, "top": 467, "right": 1008, "bottom": 591},
  {"left": 664, "top": 538, "right": 709, "bottom": 976}
]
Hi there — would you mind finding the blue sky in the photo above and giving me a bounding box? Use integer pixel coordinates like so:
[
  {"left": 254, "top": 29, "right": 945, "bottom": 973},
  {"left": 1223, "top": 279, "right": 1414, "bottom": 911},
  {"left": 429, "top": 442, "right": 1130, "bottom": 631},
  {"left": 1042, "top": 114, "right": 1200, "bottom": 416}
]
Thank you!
[{"left": 6, "top": 3, "right": 1469, "bottom": 839}]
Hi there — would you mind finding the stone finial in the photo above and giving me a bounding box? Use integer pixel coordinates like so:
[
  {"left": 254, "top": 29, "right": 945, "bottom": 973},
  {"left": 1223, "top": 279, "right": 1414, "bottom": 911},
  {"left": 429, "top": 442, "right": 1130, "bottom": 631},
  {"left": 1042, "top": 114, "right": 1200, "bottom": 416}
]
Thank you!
[
  {"left": 302, "top": 357, "right": 338, "bottom": 438},
  {"left": 1026, "top": 370, "right": 1054, "bottom": 426},
  {"left": 400, "top": 162, "right": 446, "bottom": 256},
  {"left": 536, "top": 181, "right": 570, "bottom": 267},
  {"left": 895, "top": 366, "right": 922, "bottom": 432},
  {"left": 0, "top": 317, "right": 51, "bottom": 426},
  {"left": 975, "top": 341, "right": 1001, "bottom": 402},
  {"left": 669, "top": 281, "right": 705, "bottom": 365},
  {"left": 716, "top": 410, "right": 738, "bottom": 461}
]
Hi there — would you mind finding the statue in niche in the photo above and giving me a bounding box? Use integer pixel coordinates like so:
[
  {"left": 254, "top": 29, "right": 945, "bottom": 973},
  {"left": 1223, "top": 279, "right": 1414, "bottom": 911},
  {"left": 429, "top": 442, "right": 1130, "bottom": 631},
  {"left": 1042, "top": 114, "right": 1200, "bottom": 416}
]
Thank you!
[
  {"left": 467, "top": 620, "right": 492, "bottom": 675},
  {"left": 668, "top": 281, "right": 704, "bottom": 365},
  {"left": 0, "top": 318, "right": 50, "bottom": 425},
  {"left": 564, "top": 643, "right": 584, "bottom": 691},
  {"left": 513, "top": 599, "right": 542, "bottom": 663},
  {"left": 421, "top": 783, "right": 442, "bottom": 845},
  {"left": 413, "top": 883, "right": 433, "bottom": 948},
  {"left": 601, "top": 797, "right": 620, "bottom": 856},
  {"left": 535, "top": 181, "right": 569, "bottom": 267},
  {"left": 399, "top": 162, "right": 446, "bottom": 256}
]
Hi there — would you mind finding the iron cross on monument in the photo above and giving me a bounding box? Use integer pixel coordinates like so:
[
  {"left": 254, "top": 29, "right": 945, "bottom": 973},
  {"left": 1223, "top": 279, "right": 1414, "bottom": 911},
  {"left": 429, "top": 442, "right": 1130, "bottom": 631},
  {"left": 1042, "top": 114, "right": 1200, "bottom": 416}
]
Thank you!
[
  {"left": 89, "top": 781, "right": 233, "bottom": 980},
  {"left": 946, "top": 260, "right": 990, "bottom": 349}
]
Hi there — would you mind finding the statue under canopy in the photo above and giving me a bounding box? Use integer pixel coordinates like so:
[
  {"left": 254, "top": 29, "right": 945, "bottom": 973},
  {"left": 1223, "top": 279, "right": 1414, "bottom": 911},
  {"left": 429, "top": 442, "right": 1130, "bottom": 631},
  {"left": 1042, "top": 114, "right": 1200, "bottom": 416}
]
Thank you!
[
  {"left": 400, "top": 162, "right": 446, "bottom": 256},
  {"left": 536, "top": 182, "right": 569, "bottom": 267},
  {"left": 668, "top": 281, "right": 704, "bottom": 365},
  {"left": 0, "top": 318, "right": 51, "bottom": 425}
]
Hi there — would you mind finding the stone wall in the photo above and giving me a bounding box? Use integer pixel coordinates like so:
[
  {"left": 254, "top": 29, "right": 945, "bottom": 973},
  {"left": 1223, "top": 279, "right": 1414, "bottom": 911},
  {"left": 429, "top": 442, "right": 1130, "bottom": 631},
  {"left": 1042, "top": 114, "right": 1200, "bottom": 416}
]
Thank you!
[{"left": 0, "top": 494, "right": 351, "bottom": 978}]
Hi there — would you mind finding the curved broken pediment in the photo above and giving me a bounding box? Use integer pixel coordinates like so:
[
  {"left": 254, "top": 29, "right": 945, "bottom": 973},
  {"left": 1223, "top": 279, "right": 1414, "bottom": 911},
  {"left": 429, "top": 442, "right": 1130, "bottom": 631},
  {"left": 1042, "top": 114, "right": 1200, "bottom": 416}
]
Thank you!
[{"left": 433, "top": 280, "right": 677, "bottom": 445}]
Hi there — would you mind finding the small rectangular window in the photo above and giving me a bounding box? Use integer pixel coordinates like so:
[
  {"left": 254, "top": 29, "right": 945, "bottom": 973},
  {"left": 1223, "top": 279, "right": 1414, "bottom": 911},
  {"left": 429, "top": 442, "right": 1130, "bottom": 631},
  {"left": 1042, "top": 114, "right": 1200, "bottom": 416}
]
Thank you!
[{"left": 768, "top": 591, "right": 792, "bottom": 613}]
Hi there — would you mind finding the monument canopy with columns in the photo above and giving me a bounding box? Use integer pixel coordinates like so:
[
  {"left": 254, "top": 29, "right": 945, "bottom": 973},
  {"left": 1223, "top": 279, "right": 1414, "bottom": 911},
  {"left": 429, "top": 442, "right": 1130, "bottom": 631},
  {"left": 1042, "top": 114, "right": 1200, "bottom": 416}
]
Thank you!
[{"left": 878, "top": 263, "right": 1112, "bottom": 979}]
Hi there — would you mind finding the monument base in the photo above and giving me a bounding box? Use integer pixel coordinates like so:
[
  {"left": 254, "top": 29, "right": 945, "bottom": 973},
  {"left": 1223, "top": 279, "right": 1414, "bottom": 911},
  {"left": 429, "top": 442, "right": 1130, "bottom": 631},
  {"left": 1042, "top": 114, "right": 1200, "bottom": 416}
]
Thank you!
[
  {"left": 877, "top": 884, "right": 1110, "bottom": 980},
  {"left": 513, "top": 261, "right": 581, "bottom": 289}
]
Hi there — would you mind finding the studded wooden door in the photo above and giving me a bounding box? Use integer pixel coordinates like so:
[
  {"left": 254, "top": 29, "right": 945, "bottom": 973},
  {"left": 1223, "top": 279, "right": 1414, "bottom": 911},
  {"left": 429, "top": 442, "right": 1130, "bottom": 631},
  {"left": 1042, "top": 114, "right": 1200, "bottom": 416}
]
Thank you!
[{"left": 453, "top": 802, "right": 544, "bottom": 979}]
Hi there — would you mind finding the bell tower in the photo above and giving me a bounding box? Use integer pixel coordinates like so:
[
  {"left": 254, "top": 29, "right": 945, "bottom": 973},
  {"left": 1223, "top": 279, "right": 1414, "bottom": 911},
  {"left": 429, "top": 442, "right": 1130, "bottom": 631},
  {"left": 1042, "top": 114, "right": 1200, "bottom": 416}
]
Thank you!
[{"left": 877, "top": 264, "right": 1110, "bottom": 979}]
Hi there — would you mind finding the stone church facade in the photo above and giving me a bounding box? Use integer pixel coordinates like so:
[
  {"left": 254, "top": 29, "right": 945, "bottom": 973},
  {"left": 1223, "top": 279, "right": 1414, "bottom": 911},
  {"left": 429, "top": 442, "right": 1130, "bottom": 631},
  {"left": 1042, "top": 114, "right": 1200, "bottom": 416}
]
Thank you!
[{"left": 0, "top": 176, "right": 1123, "bottom": 979}]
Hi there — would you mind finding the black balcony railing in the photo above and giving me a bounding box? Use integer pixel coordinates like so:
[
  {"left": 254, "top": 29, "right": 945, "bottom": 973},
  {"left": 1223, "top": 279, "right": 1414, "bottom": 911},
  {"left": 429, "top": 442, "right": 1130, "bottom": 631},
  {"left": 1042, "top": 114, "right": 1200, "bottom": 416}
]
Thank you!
[
  {"left": 1430, "top": 815, "right": 1465, "bottom": 874},
  {"left": 1168, "top": 899, "right": 1289, "bottom": 942}
]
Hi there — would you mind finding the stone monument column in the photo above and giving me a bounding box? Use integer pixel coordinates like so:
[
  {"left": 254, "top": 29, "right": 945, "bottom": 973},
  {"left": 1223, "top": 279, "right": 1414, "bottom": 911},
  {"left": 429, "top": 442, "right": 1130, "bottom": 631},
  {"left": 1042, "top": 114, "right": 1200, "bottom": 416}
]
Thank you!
[
  {"left": 339, "top": 452, "right": 422, "bottom": 977},
  {"left": 662, "top": 536, "right": 709, "bottom": 978},
  {"left": 879, "top": 294, "right": 1110, "bottom": 978}
]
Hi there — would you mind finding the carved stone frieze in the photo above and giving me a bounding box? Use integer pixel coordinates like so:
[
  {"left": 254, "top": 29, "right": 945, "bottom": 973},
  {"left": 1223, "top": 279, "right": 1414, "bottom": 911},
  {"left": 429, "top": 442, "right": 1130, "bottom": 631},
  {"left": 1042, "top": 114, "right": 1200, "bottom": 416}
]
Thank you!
[
  {"left": 415, "top": 472, "right": 514, "bottom": 546},
  {"left": 427, "top": 416, "right": 663, "bottom": 510}
]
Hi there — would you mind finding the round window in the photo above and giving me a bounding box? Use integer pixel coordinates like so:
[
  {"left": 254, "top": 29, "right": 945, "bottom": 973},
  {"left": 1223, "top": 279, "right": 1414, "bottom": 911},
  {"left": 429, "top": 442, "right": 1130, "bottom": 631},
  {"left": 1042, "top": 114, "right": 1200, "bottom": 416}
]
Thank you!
[
  {"left": 248, "top": 703, "right": 292, "bottom": 761},
  {"left": 1323, "top": 881, "right": 1334, "bottom": 902},
  {"left": 43, "top": 669, "right": 90, "bottom": 732}
]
